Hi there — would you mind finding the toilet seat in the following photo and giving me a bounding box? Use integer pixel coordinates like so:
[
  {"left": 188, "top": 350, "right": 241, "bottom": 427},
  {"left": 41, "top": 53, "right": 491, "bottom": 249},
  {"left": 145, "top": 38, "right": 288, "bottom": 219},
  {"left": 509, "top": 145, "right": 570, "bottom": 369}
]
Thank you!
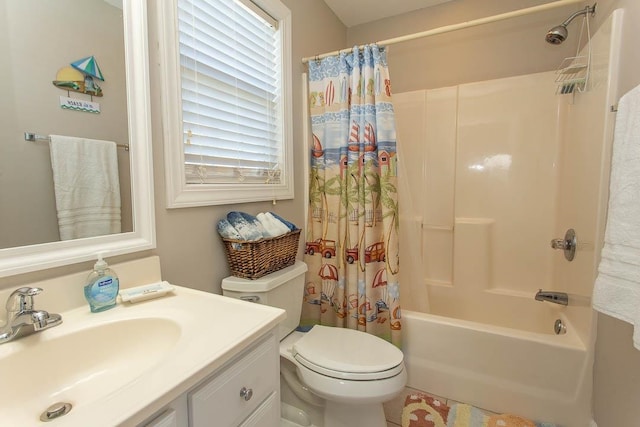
[{"left": 292, "top": 325, "right": 404, "bottom": 381}]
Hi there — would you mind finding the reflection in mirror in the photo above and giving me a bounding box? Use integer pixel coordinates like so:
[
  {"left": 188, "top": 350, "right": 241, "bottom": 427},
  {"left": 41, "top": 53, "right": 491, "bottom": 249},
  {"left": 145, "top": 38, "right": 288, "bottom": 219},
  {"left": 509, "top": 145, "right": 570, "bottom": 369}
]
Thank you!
[
  {"left": 0, "top": 0, "right": 155, "bottom": 278},
  {"left": 0, "top": 0, "right": 131, "bottom": 249}
]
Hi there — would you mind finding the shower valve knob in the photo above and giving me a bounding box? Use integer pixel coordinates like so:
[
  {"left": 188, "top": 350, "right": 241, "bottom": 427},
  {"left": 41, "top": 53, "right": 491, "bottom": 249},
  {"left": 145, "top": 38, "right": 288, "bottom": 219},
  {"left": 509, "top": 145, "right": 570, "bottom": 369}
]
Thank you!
[
  {"left": 550, "top": 228, "right": 577, "bottom": 261},
  {"left": 551, "top": 238, "right": 570, "bottom": 250}
]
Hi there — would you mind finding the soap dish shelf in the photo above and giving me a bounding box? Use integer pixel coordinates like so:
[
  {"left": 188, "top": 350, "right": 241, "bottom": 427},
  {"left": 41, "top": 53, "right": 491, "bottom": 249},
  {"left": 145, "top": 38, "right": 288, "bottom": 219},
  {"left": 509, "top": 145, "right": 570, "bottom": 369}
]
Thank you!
[{"left": 555, "top": 56, "right": 589, "bottom": 95}]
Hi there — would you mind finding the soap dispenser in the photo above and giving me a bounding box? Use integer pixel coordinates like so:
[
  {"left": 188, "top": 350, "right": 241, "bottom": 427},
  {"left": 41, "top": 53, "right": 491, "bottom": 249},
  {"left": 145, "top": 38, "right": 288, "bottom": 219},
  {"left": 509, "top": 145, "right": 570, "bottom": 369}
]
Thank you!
[{"left": 84, "top": 253, "right": 119, "bottom": 312}]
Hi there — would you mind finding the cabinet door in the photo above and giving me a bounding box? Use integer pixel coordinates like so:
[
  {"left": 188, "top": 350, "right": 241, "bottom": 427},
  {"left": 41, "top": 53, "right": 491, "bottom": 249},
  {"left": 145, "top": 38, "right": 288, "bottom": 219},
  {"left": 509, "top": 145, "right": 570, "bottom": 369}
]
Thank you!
[
  {"left": 189, "top": 334, "right": 279, "bottom": 427},
  {"left": 139, "top": 394, "right": 188, "bottom": 427},
  {"left": 239, "top": 392, "right": 279, "bottom": 427},
  {"left": 142, "top": 409, "right": 178, "bottom": 427}
]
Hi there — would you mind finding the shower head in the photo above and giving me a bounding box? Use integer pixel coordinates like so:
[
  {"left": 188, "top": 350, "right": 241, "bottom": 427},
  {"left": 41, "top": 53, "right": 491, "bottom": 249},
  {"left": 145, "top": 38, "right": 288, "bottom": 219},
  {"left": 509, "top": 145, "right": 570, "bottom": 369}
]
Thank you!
[
  {"left": 545, "top": 3, "right": 596, "bottom": 45},
  {"left": 546, "top": 24, "right": 569, "bottom": 45}
]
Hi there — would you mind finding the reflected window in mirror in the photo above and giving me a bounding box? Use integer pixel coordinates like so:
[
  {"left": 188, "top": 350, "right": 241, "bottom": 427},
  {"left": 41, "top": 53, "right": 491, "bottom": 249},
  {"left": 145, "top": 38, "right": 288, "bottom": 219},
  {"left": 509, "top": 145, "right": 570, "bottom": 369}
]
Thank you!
[{"left": 158, "top": 0, "right": 294, "bottom": 208}]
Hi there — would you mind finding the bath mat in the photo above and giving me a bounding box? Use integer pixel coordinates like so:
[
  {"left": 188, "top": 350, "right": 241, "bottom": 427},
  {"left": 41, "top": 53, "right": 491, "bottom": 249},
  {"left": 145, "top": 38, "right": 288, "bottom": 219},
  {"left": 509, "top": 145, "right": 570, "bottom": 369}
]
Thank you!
[
  {"left": 402, "top": 392, "right": 449, "bottom": 427},
  {"left": 401, "top": 392, "right": 557, "bottom": 427}
]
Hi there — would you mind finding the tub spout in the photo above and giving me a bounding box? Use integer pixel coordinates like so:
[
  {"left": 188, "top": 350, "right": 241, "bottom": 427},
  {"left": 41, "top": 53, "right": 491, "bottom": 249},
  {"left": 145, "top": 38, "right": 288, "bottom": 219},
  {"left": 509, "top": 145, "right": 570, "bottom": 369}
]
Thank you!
[{"left": 535, "top": 289, "right": 569, "bottom": 306}]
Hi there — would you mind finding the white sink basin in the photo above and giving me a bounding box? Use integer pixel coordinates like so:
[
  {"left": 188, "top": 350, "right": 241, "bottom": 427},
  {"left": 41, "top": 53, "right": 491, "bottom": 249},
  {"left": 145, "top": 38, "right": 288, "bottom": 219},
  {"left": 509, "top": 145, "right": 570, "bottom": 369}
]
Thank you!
[
  {"left": 0, "top": 285, "right": 284, "bottom": 427},
  {"left": 0, "top": 317, "right": 180, "bottom": 407}
]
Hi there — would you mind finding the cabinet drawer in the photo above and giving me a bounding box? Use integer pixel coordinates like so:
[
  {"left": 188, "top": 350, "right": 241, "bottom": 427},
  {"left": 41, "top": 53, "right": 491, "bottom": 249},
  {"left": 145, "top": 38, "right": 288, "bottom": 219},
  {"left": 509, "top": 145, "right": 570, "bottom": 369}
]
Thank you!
[{"left": 189, "top": 334, "right": 278, "bottom": 427}]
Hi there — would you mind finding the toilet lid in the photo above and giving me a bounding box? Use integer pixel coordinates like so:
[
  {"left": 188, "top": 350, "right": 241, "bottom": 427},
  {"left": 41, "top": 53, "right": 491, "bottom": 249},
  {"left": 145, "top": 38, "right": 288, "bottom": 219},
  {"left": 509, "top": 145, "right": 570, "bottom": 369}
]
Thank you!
[{"left": 292, "top": 325, "right": 404, "bottom": 381}]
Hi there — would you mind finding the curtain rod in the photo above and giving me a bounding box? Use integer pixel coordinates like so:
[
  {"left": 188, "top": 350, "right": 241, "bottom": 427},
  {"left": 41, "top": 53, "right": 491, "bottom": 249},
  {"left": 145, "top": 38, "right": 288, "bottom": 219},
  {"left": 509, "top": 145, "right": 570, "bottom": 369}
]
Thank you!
[{"left": 302, "top": 0, "right": 586, "bottom": 64}]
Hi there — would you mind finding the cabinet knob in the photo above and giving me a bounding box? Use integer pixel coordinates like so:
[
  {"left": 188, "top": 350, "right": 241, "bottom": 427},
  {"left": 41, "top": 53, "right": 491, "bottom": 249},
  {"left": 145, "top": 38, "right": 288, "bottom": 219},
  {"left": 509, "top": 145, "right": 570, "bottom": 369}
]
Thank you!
[{"left": 239, "top": 386, "right": 253, "bottom": 401}]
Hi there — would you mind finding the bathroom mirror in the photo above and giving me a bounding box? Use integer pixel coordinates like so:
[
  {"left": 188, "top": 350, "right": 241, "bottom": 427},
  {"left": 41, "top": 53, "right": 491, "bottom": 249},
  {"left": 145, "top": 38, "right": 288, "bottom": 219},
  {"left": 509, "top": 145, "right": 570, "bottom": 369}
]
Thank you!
[{"left": 0, "top": 0, "right": 155, "bottom": 278}]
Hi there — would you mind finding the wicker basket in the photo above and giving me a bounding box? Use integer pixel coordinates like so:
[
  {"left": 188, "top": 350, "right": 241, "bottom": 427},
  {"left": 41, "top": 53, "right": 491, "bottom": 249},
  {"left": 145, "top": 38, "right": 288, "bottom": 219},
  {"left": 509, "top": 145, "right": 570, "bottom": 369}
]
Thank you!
[{"left": 221, "top": 229, "right": 301, "bottom": 279}]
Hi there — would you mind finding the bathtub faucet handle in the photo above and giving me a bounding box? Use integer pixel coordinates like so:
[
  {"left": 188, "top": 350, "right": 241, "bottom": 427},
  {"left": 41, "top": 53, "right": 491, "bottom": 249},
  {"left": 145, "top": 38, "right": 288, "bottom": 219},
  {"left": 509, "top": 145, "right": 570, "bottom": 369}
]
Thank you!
[
  {"left": 550, "top": 228, "right": 577, "bottom": 261},
  {"left": 551, "top": 238, "right": 568, "bottom": 250}
]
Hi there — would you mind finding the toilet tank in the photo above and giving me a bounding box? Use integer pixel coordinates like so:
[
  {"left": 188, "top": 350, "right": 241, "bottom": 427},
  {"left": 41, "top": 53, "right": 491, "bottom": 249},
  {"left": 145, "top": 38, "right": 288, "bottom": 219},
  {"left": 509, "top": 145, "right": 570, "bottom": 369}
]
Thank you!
[{"left": 222, "top": 261, "right": 308, "bottom": 341}]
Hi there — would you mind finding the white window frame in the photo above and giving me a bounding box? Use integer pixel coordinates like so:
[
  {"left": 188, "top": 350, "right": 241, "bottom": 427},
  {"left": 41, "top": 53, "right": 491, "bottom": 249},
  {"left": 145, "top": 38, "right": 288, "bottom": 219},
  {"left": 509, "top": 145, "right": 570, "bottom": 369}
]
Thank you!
[{"left": 158, "top": 0, "right": 293, "bottom": 208}]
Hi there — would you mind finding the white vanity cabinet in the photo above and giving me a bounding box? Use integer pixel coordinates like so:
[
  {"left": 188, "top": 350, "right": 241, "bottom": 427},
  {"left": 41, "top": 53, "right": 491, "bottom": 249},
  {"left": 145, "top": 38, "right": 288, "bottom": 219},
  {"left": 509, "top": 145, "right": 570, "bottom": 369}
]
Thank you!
[{"left": 140, "top": 331, "right": 280, "bottom": 427}]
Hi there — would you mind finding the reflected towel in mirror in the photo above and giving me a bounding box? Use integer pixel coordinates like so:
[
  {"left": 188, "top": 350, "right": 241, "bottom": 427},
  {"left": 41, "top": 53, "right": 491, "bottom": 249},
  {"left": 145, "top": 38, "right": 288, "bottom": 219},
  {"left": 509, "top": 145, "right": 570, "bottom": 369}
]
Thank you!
[{"left": 49, "top": 135, "right": 121, "bottom": 240}]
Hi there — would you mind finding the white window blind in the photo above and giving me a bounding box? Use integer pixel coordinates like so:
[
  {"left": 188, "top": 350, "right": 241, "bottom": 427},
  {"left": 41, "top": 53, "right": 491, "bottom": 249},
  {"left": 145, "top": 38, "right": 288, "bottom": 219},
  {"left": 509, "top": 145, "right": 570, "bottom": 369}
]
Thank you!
[{"left": 178, "top": 0, "right": 283, "bottom": 185}]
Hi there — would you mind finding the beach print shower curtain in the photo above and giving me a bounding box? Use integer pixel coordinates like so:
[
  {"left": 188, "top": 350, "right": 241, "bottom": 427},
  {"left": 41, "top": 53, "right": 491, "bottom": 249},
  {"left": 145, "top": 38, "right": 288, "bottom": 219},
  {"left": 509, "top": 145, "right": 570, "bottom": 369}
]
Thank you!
[{"left": 302, "top": 45, "right": 401, "bottom": 346}]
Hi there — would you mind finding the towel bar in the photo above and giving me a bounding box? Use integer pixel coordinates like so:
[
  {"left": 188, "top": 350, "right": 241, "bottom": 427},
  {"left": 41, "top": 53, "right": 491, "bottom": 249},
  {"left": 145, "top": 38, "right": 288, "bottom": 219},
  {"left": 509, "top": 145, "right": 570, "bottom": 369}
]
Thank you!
[{"left": 24, "top": 132, "right": 129, "bottom": 151}]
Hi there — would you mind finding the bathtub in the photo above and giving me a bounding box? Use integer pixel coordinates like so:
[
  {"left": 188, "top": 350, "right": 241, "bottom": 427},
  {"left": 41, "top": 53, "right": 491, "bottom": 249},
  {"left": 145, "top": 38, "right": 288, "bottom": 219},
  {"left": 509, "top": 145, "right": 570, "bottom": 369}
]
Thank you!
[{"left": 402, "top": 296, "right": 593, "bottom": 427}]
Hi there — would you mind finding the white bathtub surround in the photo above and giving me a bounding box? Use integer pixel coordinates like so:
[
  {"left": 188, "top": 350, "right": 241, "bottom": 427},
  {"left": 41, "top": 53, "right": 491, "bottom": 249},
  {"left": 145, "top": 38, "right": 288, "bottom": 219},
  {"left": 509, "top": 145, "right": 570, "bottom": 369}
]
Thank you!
[
  {"left": 593, "top": 83, "right": 640, "bottom": 349},
  {"left": 395, "top": 71, "right": 561, "bottom": 307}
]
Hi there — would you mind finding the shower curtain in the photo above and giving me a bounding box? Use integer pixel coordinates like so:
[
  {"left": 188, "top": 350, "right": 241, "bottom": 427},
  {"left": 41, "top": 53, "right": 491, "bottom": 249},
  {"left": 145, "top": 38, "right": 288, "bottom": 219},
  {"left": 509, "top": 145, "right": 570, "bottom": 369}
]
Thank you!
[{"left": 301, "top": 45, "right": 401, "bottom": 346}]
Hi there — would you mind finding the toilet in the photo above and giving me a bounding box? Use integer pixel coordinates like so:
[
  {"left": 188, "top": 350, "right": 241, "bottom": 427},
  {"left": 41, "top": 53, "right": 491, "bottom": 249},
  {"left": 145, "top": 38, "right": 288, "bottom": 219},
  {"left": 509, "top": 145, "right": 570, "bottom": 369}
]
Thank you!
[{"left": 222, "top": 261, "right": 406, "bottom": 427}]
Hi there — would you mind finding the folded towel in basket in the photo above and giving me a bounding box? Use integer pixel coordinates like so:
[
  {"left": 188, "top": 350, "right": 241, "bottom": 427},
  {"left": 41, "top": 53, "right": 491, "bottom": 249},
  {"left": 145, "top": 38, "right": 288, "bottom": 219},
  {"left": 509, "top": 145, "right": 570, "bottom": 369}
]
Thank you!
[
  {"left": 255, "top": 213, "right": 285, "bottom": 237},
  {"left": 269, "top": 211, "right": 297, "bottom": 231},
  {"left": 217, "top": 219, "right": 242, "bottom": 240},
  {"left": 227, "top": 211, "right": 263, "bottom": 241}
]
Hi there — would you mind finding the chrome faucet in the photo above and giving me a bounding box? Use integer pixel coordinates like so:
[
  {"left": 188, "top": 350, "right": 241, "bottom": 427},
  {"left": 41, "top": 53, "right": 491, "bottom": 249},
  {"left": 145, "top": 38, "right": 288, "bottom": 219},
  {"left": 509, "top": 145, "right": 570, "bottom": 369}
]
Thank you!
[
  {"left": 535, "top": 289, "right": 569, "bottom": 306},
  {"left": 0, "top": 287, "right": 62, "bottom": 344}
]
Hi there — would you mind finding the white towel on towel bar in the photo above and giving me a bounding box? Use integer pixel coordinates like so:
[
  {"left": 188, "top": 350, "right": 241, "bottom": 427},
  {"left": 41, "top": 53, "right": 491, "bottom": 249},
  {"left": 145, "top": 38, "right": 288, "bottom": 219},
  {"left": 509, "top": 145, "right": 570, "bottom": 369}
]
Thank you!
[
  {"left": 593, "top": 83, "right": 640, "bottom": 349},
  {"left": 49, "top": 135, "right": 121, "bottom": 240}
]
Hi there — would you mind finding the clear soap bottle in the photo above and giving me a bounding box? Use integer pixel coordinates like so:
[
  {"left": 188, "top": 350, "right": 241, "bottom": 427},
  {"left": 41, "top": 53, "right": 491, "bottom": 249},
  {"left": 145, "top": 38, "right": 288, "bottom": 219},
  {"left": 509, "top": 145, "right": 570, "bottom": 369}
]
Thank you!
[{"left": 84, "top": 254, "right": 119, "bottom": 312}]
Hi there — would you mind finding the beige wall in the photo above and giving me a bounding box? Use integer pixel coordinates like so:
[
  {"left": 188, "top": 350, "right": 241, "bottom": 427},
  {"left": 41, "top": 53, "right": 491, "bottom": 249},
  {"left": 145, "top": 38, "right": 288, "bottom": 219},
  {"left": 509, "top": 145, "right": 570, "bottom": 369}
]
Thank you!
[{"left": 0, "top": 0, "right": 132, "bottom": 249}]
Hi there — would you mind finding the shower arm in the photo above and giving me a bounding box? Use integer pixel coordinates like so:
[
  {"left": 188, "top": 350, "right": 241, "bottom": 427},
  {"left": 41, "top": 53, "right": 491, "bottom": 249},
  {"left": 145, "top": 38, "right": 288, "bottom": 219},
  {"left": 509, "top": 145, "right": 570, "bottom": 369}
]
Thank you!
[{"left": 560, "top": 4, "right": 597, "bottom": 28}]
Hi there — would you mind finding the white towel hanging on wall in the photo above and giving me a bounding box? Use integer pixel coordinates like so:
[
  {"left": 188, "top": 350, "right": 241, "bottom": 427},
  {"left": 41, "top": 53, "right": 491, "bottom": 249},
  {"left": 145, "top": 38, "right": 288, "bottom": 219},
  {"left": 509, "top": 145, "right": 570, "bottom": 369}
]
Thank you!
[
  {"left": 49, "top": 135, "right": 121, "bottom": 240},
  {"left": 593, "top": 83, "right": 640, "bottom": 349}
]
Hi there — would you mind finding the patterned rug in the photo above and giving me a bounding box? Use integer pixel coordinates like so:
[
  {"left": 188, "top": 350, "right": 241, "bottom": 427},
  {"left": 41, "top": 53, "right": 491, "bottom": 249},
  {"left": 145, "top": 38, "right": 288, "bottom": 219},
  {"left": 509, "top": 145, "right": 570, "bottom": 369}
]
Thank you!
[{"left": 401, "top": 392, "right": 558, "bottom": 427}]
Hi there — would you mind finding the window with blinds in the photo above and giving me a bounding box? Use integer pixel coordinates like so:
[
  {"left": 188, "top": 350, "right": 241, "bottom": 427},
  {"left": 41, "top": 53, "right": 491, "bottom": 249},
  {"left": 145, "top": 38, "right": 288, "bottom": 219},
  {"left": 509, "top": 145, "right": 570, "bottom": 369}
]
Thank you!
[
  {"left": 178, "top": 0, "right": 282, "bottom": 184},
  {"left": 159, "top": 0, "right": 293, "bottom": 207}
]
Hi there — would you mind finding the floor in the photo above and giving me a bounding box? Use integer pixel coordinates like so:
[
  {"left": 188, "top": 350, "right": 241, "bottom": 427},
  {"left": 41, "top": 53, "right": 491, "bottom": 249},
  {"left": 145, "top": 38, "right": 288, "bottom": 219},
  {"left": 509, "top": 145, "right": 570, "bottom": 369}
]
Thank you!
[{"left": 383, "top": 386, "right": 497, "bottom": 427}]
